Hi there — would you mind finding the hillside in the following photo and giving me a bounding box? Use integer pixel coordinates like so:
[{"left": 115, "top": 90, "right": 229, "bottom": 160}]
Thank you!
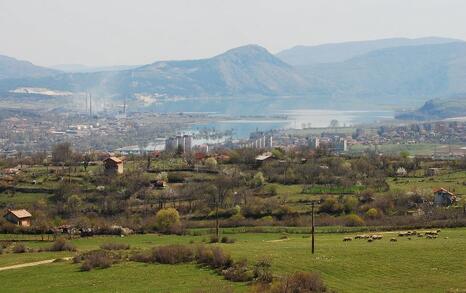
[
  {"left": 276, "top": 37, "right": 461, "bottom": 66},
  {"left": 0, "top": 55, "right": 59, "bottom": 80},
  {"left": 396, "top": 95, "right": 466, "bottom": 120},
  {"left": 0, "top": 45, "right": 312, "bottom": 98},
  {"left": 298, "top": 42, "right": 466, "bottom": 104},
  {"left": 3, "top": 40, "right": 466, "bottom": 110}
]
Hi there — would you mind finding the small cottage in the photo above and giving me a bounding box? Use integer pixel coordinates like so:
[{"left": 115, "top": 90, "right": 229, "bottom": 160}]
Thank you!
[
  {"left": 4, "top": 209, "right": 32, "bottom": 226},
  {"left": 255, "top": 152, "right": 274, "bottom": 164},
  {"left": 396, "top": 167, "right": 407, "bottom": 177},
  {"left": 426, "top": 168, "right": 441, "bottom": 177},
  {"left": 433, "top": 188, "right": 456, "bottom": 206},
  {"left": 103, "top": 157, "right": 124, "bottom": 175}
]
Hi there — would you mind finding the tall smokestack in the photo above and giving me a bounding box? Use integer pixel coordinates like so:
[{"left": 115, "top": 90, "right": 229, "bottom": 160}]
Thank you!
[
  {"left": 89, "top": 93, "right": 92, "bottom": 117},
  {"left": 85, "top": 93, "right": 88, "bottom": 114}
]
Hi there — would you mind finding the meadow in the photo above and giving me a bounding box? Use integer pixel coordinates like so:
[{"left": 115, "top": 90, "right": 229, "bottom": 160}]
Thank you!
[{"left": 1, "top": 228, "right": 465, "bottom": 292}]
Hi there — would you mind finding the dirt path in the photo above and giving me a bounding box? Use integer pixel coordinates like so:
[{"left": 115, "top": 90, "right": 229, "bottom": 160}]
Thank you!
[{"left": 0, "top": 257, "right": 72, "bottom": 272}]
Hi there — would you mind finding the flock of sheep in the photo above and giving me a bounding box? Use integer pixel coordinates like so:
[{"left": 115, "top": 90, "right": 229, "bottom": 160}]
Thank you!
[{"left": 343, "top": 229, "right": 444, "bottom": 243}]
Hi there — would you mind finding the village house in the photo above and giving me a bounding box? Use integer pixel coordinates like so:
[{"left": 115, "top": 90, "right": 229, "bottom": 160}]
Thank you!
[
  {"left": 255, "top": 152, "right": 274, "bottom": 164},
  {"left": 3, "top": 209, "right": 32, "bottom": 226},
  {"left": 433, "top": 188, "right": 456, "bottom": 206},
  {"left": 396, "top": 167, "right": 408, "bottom": 177},
  {"left": 103, "top": 156, "right": 124, "bottom": 175},
  {"left": 426, "top": 168, "right": 441, "bottom": 177}
]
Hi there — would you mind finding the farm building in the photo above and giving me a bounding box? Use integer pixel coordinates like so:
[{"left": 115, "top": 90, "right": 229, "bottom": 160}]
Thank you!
[
  {"left": 396, "top": 167, "right": 407, "bottom": 177},
  {"left": 103, "top": 157, "right": 124, "bottom": 175},
  {"left": 433, "top": 188, "right": 456, "bottom": 206},
  {"left": 3, "top": 209, "right": 32, "bottom": 226},
  {"left": 255, "top": 152, "right": 274, "bottom": 164},
  {"left": 426, "top": 168, "right": 441, "bottom": 176}
]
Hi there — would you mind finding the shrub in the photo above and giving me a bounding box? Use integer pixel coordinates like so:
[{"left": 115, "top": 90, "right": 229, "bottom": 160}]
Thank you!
[
  {"left": 223, "top": 259, "right": 253, "bottom": 282},
  {"left": 365, "top": 208, "right": 380, "bottom": 219},
  {"left": 253, "top": 257, "right": 273, "bottom": 283},
  {"left": 209, "top": 235, "right": 219, "bottom": 243},
  {"left": 49, "top": 238, "right": 76, "bottom": 251},
  {"left": 100, "top": 242, "right": 130, "bottom": 250},
  {"left": 153, "top": 245, "right": 194, "bottom": 264},
  {"left": 271, "top": 271, "right": 327, "bottom": 293},
  {"left": 195, "top": 246, "right": 233, "bottom": 269},
  {"left": 155, "top": 208, "right": 181, "bottom": 234},
  {"left": 221, "top": 236, "right": 235, "bottom": 244},
  {"left": 13, "top": 243, "right": 27, "bottom": 253},
  {"left": 342, "top": 214, "right": 365, "bottom": 227},
  {"left": 74, "top": 250, "right": 118, "bottom": 271},
  {"left": 167, "top": 172, "right": 185, "bottom": 183}
]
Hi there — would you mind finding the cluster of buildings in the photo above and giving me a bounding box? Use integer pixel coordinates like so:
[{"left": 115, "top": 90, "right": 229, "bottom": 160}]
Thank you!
[
  {"left": 307, "top": 136, "right": 348, "bottom": 153},
  {"left": 165, "top": 134, "right": 193, "bottom": 153}
]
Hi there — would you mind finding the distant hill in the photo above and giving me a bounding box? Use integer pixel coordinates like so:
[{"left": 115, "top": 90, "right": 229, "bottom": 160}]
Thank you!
[
  {"left": 276, "top": 37, "right": 462, "bottom": 66},
  {"left": 298, "top": 42, "right": 466, "bottom": 104},
  {"left": 0, "top": 45, "right": 312, "bottom": 98},
  {"left": 50, "top": 64, "right": 140, "bottom": 73},
  {"left": 3, "top": 39, "right": 466, "bottom": 112},
  {"left": 0, "top": 55, "right": 59, "bottom": 80},
  {"left": 396, "top": 95, "right": 466, "bottom": 120}
]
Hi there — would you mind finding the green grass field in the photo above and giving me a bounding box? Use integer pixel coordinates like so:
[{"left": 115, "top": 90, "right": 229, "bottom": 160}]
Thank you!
[{"left": 1, "top": 228, "right": 465, "bottom": 292}]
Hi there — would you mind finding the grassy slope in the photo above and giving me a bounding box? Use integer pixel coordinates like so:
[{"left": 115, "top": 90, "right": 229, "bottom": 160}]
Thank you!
[{"left": 1, "top": 229, "right": 465, "bottom": 292}]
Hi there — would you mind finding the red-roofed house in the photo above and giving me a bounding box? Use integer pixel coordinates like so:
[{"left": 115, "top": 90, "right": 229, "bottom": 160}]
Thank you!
[
  {"left": 4, "top": 209, "right": 32, "bottom": 226},
  {"left": 103, "top": 157, "right": 124, "bottom": 175}
]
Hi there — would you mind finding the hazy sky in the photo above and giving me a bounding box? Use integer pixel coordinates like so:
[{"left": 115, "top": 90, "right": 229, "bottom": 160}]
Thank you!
[{"left": 1, "top": 0, "right": 466, "bottom": 66}]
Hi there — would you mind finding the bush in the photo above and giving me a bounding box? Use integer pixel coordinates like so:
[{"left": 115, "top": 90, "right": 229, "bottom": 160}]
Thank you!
[
  {"left": 365, "top": 208, "right": 380, "bottom": 219},
  {"left": 49, "top": 238, "right": 76, "bottom": 252},
  {"left": 100, "top": 242, "right": 130, "bottom": 250},
  {"left": 155, "top": 208, "right": 181, "bottom": 234},
  {"left": 223, "top": 259, "right": 253, "bottom": 282},
  {"left": 209, "top": 235, "right": 219, "bottom": 243},
  {"left": 271, "top": 271, "right": 327, "bottom": 293},
  {"left": 253, "top": 257, "right": 273, "bottom": 283},
  {"left": 130, "top": 245, "right": 194, "bottom": 264},
  {"left": 195, "top": 246, "right": 233, "bottom": 269},
  {"left": 153, "top": 245, "right": 194, "bottom": 264},
  {"left": 74, "top": 250, "right": 118, "bottom": 271},
  {"left": 342, "top": 214, "right": 365, "bottom": 227},
  {"left": 13, "top": 243, "right": 27, "bottom": 253},
  {"left": 221, "top": 236, "right": 236, "bottom": 244},
  {"left": 167, "top": 172, "right": 185, "bottom": 183}
]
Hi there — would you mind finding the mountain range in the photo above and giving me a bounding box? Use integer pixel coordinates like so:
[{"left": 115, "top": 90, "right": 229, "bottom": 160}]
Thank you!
[{"left": 1, "top": 37, "right": 466, "bottom": 115}]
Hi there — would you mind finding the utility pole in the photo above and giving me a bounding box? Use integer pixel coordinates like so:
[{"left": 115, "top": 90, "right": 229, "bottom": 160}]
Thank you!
[
  {"left": 215, "top": 193, "right": 219, "bottom": 239},
  {"left": 311, "top": 201, "right": 315, "bottom": 254}
]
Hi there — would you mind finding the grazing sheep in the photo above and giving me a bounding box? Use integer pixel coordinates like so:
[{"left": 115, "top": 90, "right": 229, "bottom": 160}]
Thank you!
[
  {"left": 343, "top": 237, "right": 353, "bottom": 242},
  {"left": 437, "top": 229, "right": 441, "bottom": 233},
  {"left": 407, "top": 237, "right": 411, "bottom": 240},
  {"left": 417, "top": 234, "right": 423, "bottom": 237},
  {"left": 444, "top": 237, "right": 449, "bottom": 239},
  {"left": 390, "top": 238, "right": 397, "bottom": 242},
  {"left": 368, "top": 238, "right": 373, "bottom": 242}
]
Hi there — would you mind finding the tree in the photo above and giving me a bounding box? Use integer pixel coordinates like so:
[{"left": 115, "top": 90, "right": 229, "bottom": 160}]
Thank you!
[
  {"left": 155, "top": 208, "right": 181, "bottom": 233},
  {"left": 52, "top": 142, "right": 73, "bottom": 164},
  {"left": 329, "top": 119, "right": 339, "bottom": 128},
  {"left": 66, "top": 194, "right": 82, "bottom": 215},
  {"left": 205, "top": 157, "right": 218, "bottom": 169},
  {"left": 253, "top": 172, "right": 265, "bottom": 187}
]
